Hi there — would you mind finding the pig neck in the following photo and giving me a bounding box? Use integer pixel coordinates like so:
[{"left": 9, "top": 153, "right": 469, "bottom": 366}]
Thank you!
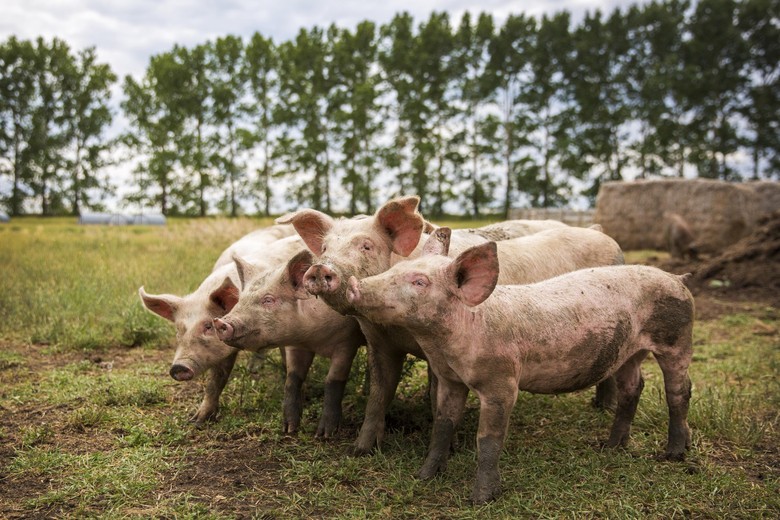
[
  {"left": 291, "top": 297, "right": 354, "bottom": 348},
  {"left": 406, "top": 287, "right": 539, "bottom": 371}
]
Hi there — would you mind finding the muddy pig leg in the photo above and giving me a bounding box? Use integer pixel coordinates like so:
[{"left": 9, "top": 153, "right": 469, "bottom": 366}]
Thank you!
[
  {"left": 283, "top": 347, "right": 316, "bottom": 434},
  {"left": 316, "top": 345, "right": 359, "bottom": 439},
  {"left": 191, "top": 350, "right": 239, "bottom": 426},
  {"left": 605, "top": 351, "right": 648, "bottom": 448},
  {"left": 592, "top": 377, "right": 618, "bottom": 411},
  {"left": 418, "top": 378, "right": 469, "bottom": 479},
  {"left": 656, "top": 348, "right": 693, "bottom": 460},
  {"left": 351, "top": 344, "right": 406, "bottom": 455},
  {"left": 470, "top": 386, "right": 519, "bottom": 504}
]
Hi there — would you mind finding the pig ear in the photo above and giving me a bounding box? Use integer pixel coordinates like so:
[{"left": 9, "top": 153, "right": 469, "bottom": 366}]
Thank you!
[
  {"left": 374, "top": 196, "right": 424, "bottom": 257},
  {"left": 446, "top": 242, "right": 499, "bottom": 307},
  {"left": 286, "top": 249, "right": 315, "bottom": 299},
  {"left": 210, "top": 277, "right": 240, "bottom": 313},
  {"left": 138, "top": 287, "right": 182, "bottom": 322},
  {"left": 422, "top": 227, "right": 451, "bottom": 256},
  {"left": 232, "top": 253, "right": 260, "bottom": 289},
  {"left": 277, "top": 209, "right": 334, "bottom": 255}
]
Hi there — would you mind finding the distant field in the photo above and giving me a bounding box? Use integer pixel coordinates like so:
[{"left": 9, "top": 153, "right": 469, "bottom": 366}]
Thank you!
[{"left": 0, "top": 217, "right": 778, "bottom": 518}]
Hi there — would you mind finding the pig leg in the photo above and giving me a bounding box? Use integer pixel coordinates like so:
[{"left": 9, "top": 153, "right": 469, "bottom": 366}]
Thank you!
[
  {"left": 656, "top": 356, "right": 693, "bottom": 460},
  {"left": 591, "top": 377, "right": 617, "bottom": 411},
  {"left": 283, "top": 347, "right": 316, "bottom": 434},
  {"left": 471, "top": 386, "right": 519, "bottom": 504},
  {"left": 351, "top": 345, "right": 406, "bottom": 455},
  {"left": 316, "top": 346, "right": 359, "bottom": 439},
  {"left": 191, "top": 350, "right": 239, "bottom": 426},
  {"left": 605, "top": 351, "right": 648, "bottom": 449},
  {"left": 418, "top": 378, "right": 469, "bottom": 479}
]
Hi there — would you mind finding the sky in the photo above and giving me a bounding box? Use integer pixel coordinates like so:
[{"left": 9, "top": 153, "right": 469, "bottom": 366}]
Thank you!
[
  {"left": 0, "top": 0, "right": 648, "bottom": 213},
  {"left": 1, "top": 0, "right": 642, "bottom": 85}
]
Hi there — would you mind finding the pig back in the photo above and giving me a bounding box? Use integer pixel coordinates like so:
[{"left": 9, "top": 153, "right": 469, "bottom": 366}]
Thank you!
[
  {"left": 483, "top": 265, "right": 692, "bottom": 394},
  {"left": 495, "top": 226, "right": 623, "bottom": 285}
]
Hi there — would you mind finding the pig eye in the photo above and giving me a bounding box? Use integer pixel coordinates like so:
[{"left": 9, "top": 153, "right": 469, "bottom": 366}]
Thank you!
[
  {"left": 361, "top": 241, "right": 372, "bottom": 252},
  {"left": 412, "top": 278, "right": 429, "bottom": 288},
  {"left": 204, "top": 322, "right": 213, "bottom": 331},
  {"left": 261, "top": 295, "right": 276, "bottom": 306},
  {"left": 321, "top": 245, "right": 327, "bottom": 253}
]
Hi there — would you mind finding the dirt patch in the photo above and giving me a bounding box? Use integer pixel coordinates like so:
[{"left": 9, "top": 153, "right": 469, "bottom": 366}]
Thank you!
[{"left": 165, "top": 436, "right": 289, "bottom": 518}]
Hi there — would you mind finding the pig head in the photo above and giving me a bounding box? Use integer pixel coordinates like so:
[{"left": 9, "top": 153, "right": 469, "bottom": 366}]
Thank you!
[
  {"left": 212, "top": 249, "right": 365, "bottom": 437},
  {"left": 277, "top": 196, "right": 425, "bottom": 316}
]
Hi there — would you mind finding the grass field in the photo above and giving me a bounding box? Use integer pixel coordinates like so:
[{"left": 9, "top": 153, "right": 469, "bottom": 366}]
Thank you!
[{"left": 0, "top": 217, "right": 778, "bottom": 518}]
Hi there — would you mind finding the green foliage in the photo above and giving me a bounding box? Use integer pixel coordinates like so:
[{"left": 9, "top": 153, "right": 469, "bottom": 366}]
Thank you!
[{"left": 0, "top": 37, "right": 115, "bottom": 216}]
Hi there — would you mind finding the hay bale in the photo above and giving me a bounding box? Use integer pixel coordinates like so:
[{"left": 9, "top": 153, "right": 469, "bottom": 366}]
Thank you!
[{"left": 594, "top": 179, "right": 780, "bottom": 253}]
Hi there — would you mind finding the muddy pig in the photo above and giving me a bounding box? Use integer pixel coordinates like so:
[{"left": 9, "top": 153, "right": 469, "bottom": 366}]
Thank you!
[
  {"left": 138, "top": 230, "right": 302, "bottom": 426},
  {"left": 462, "top": 218, "right": 567, "bottom": 241},
  {"left": 211, "top": 248, "right": 365, "bottom": 437},
  {"left": 346, "top": 234, "right": 694, "bottom": 504},
  {"left": 280, "top": 197, "right": 620, "bottom": 455},
  {"left": 664, "top": 212, "right": 699, "bottom": 260}
]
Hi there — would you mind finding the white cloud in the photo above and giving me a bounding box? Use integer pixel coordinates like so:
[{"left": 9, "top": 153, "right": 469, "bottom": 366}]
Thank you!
[{"left": 3, "top": 0, "right": 645, "bottom": 78}]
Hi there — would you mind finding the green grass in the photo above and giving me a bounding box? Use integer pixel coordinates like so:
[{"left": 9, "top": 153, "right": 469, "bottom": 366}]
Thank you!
[
  {"left": 0, "top": 216, "right": 274, "bottom": 349},
  {"left": 0, "top": 217, "right": 778, "bottom": 518}
]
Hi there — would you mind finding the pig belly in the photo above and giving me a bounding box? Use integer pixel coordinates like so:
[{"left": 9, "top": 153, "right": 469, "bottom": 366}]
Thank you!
[{"left": 516, "top": 346, "right": 620, "bottom": 395}]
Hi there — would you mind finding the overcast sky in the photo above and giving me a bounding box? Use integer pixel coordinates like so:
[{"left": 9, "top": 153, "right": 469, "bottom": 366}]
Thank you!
[{"left": 2, "top": 0, "right": 645, "bottom": 80}]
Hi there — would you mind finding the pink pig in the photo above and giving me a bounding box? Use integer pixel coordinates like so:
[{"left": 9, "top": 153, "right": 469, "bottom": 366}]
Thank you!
[
  {"left": 139, "top": 228, "right": 303, "bottom": 426},
  {"left": 346, "top": 232, "right": 694, "bottom": 503},
  {"left": 211, "top": 249, "right": 365, "bottom": 437},
  {"left": 280, "top": 197, "right": 623, "bottom": 455}
]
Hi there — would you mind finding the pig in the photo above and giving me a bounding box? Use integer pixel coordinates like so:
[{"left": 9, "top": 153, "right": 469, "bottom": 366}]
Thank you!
[
  {"left": 138, "top": 230, "right": 303, "bottom": 426},
  {"left": 463, "top": 219, "right": 567, "bottom": 241},
  {"left": 213, "top": 225, "right": 296, "bottom": 269},
  {"left": 489, "top": 225, "right": 624, "bottom": 285},
  {"left": 279, "top": 196, "right": 621, "bottom": 455},
  {"left": 210, "top": 249, "right": 365, "bottom": 437},
  {"left": 345, "top": 232, "right": 694, "bottom": 503},
  {"left": 664, "top": 212, "right": 699, "bottom": 260}
]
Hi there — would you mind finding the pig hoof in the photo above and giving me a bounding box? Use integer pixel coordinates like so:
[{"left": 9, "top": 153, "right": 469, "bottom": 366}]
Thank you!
[
  {"left": 418, "top": 456, "right": 448, "bottom": 480},
  {"left": 417, "top": 465, "right": 442, "bottom": 480},
  {"left": 590, "top": 395, "right": 617, "bottom": 412},
  {"left": 315, "top": 427, "right": 338, "bottom": 439},
  {"left": 470, "top": 484, "right": 501, "bottom": 505},
  {"left": 190, "top": 411, "right": 218, "bottom": 427},
  {"left": 347, "top": 444, "right": 374, "bottom": 457},
  {"left": 660, "top": 450, "right": 686, "bottom": 462}
]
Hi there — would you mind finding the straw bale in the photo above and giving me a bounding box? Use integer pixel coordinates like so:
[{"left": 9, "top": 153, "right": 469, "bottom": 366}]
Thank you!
[{"left": 594, "top": 179, "right": 780, "bottom": 252}]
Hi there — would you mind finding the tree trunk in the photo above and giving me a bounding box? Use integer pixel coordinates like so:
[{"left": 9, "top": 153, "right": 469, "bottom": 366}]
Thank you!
[{"left": 12, "top": 123, "right": 22, "bottom": 216}]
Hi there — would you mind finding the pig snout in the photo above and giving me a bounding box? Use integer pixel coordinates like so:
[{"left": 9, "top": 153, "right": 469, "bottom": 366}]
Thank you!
[
  {"left": 346, "top": 276, "right": 361, "bottom": 303},
  {"left": 169, "top": 363, "right": 195, "bottom": 381},
  {"left": 304, "top": 263, "right": 341, "bottom": 295},
  {"left": 213, "top": 318, "right": 235, "bottom": 342}
]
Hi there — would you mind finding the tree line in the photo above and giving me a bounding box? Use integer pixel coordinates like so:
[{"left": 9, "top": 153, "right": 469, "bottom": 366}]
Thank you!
[{"left": 1, "top": 0, "right": 778, "bottom": 218}]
